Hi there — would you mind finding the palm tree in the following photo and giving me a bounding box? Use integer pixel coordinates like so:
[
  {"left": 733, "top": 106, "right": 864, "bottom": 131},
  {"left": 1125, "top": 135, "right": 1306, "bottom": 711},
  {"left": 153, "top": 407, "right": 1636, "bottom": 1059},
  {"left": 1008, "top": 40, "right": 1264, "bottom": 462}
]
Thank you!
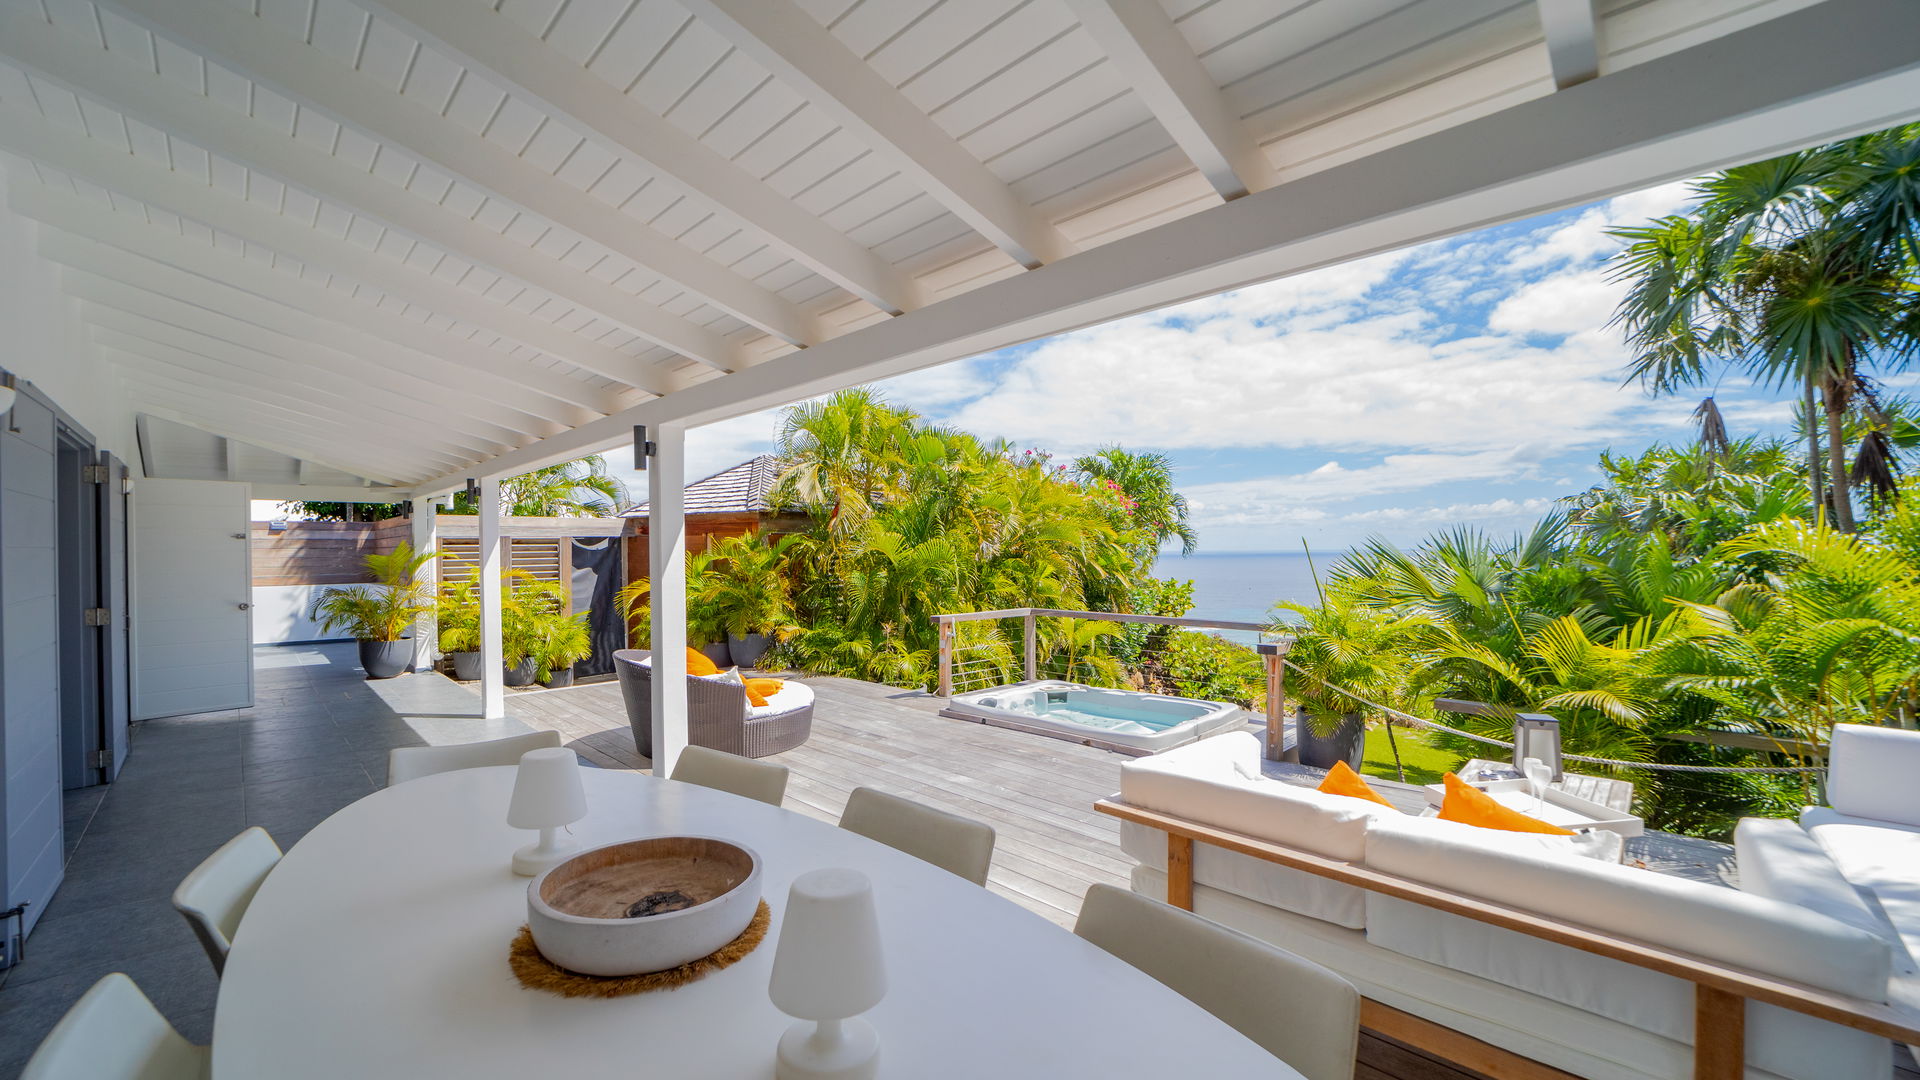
[
  {"left": 1609, "top": 124, "right": 1920, "bottom": 532},
  {"left": 447, "top": 456, "right": 632, "bottom": 516},
  {"left": 1072, "top": 446, "right": 1198, "bottom": 556},
  {"left": 771, "top": 388, "right": 915, "bottom": 533}
]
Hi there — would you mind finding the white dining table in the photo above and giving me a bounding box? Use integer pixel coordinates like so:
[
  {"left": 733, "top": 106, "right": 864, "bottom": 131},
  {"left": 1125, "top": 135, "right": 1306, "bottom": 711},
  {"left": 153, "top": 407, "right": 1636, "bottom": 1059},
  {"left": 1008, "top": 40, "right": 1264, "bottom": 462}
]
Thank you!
[{"left": 213, "top": 767, "right": 1296, "bottom": 1078}]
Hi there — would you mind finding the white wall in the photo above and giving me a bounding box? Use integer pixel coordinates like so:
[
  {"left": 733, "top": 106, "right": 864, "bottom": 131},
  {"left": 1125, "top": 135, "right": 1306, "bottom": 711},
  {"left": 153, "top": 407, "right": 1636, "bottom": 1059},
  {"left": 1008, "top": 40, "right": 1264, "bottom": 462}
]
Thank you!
[{"left": 252, "top": 584, "right": 359, "bottom": 645}]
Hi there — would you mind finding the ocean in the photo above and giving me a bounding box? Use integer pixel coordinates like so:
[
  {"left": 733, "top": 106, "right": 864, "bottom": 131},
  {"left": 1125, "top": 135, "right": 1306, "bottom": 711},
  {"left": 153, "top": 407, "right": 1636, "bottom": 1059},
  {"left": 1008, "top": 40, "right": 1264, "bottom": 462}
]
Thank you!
[{"left": 1149, "top": 552, "right": 1338, "bottom": 636}]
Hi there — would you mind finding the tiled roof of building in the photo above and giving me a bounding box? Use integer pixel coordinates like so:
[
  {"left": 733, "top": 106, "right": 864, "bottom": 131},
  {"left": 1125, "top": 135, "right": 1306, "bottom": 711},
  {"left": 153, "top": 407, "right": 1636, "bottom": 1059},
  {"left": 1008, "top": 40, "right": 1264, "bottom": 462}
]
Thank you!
[{"left": 628, "top": 455, "right": 786, "bottom": 516}]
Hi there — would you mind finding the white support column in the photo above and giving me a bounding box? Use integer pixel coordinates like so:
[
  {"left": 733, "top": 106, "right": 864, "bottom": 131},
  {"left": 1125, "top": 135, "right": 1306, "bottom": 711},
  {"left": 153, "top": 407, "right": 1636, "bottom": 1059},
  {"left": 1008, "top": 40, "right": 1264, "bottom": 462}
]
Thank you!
[
  {"left": 410, "top": 495, "right": 439, "bottom": 673},
  {"left": 647, "top": 423, "right": 689, "bottom": 776},
  {"left": 478, "top": 477, "right": 506, "bottom": 721}
]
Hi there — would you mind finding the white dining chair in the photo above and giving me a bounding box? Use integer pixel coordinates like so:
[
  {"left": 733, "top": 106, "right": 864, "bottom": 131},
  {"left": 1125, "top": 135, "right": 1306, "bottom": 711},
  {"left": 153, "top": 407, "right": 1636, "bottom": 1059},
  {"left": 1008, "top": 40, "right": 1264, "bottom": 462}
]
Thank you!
[
  {"left": 173, "top": 826, "right": 282, "bottom": 977},
  {"left": 1074, "top": 884, "right": 1360, "bottom": 1080},
  {"left": 21, "top": 973, "right": 211, "bottom": 1080},
  {"left": 669, "top": 745, "right": 789, "bottom": 806},
  {"left": 386, "top": 730, "right": 563, "bottom": 786},
  {"left": 838, "top": 787, "right": 995, "bottom": 885}
]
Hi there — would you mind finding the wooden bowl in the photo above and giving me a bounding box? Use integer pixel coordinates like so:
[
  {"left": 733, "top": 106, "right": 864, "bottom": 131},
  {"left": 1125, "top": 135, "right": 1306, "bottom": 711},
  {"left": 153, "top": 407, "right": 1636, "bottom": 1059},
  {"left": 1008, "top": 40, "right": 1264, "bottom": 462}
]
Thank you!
[{"left": 526, "top": 836, "right": 762, "bottom": 976}]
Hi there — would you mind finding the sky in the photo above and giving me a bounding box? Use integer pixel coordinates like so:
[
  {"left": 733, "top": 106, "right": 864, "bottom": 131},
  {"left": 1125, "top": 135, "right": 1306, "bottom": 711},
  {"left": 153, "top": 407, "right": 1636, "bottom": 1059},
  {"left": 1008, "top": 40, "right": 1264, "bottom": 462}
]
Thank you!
[{"left": 607, "top": 179, "right": 1808, "bottom": 553}]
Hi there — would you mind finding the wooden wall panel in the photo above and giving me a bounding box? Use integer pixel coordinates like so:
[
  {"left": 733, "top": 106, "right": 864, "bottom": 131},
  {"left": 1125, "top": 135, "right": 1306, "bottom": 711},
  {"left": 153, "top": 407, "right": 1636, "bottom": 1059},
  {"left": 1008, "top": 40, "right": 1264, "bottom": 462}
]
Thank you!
[{"left": 250, "top": 518, "right": 408, "bottom": 586}]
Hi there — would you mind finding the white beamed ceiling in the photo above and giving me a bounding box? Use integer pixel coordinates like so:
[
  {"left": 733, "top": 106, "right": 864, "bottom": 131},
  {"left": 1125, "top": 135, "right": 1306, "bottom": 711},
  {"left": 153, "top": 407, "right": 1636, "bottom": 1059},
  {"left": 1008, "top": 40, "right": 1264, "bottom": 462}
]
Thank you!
[{"left": 0, "top": 0, "right": 1898, "bottom": 492}]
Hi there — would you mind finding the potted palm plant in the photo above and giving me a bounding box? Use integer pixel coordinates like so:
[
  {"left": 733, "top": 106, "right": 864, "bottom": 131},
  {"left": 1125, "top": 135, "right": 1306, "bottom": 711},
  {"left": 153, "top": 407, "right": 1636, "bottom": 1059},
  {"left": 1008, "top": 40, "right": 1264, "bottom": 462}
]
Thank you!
[
  {"left": 533, "top": 610, "right": 593, "bottom": 687},
  {"left": 699, "top": 531, "right": 801, "bottom": 668},
  {"left": 437, "top": 573, "right": 485, "bottom": 681},
  {"left": 502, "top": 573, "right": 568, "bottom": 687},
  {"left": 1273, "top": 589, "right": 1421, "bottom": 771},
  {"left": 616, "top": 550, "right": 731, "bottom": 664},
  {"left": 313, "top": 542, "right": 437, "bottom": 679}
]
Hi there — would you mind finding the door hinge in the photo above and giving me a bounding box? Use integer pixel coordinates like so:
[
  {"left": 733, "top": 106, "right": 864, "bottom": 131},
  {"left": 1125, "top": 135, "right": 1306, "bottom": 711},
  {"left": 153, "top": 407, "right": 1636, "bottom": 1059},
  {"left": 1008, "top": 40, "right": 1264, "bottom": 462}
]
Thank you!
[
  {"left": 81, "top": 464, "right": 109, "bottom": 484},
  {"left": 92, "top": 749, "right": 112, "bottom": 770},
  {"left": 82, "top": 608, "right": 111, "bottom": 627}
]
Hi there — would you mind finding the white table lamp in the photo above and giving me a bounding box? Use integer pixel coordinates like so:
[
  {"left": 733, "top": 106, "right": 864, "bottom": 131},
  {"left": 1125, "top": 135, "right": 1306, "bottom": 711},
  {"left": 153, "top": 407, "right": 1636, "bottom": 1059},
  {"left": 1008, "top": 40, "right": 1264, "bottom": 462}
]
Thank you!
[
  {"left": 506, "top": 748, "right": 587, "bottom": 876},
  {"left": 769, "top": 868, "right": 886, "bottom": 1080}
]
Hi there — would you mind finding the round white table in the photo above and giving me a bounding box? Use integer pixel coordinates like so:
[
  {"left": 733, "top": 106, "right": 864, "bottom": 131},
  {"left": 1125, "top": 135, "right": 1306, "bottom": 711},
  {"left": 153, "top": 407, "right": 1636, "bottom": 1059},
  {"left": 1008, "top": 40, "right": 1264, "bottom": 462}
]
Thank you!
[{"left": 213, "top": 767, "right": 1296, "bottom": 1078}]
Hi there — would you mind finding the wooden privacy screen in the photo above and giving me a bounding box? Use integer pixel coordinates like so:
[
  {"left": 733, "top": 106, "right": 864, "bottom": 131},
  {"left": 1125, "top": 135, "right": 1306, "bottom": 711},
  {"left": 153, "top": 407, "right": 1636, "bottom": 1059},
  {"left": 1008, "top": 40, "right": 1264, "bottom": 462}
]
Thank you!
[
  {"left": 251, "top": 519, "right": 410, "bottom": 586},
  {"left": 438, "top": 537, "right": 567, "bottom": 593}
]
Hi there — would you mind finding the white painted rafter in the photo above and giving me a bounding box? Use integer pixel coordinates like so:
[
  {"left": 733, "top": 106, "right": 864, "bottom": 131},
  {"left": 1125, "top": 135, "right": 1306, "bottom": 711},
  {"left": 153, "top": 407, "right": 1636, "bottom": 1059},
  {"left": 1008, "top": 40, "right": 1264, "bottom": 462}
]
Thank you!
[
  {"left": 678, "top": 0, "right": 1073, "bottom": 269},
  {"left": 133, "top": 409, "right": 406, "bottom": 494},
  {"left": 124, "top": 382, "right": 423, "bottom": 486},
  {"left": 93, "top": 0, "right": 824, "bottom": 347},
  {"left": 37, "top": 224, "right": 589, "bottom": 433},
  {"left": 0, "top": 104, "right": 685, "bottom": 395},
  {"left": 357, "top": 0, "right": 919, "bottom": 317},
  {"left": 408, "top": 0, "right": 1920, "bottom": 497},
  {"left": 88, "top": 319, "right": 493, "bottom": 465},
  {"left": 0, "top": 9, "right": 744, "bottom": 372},
  {"left": 1064, "top": 0, "right": 1276, "bottom": 200},
  {"left": 59, "top": 268, "right": 537, "bottom": 450},
  {"left": 1537, "top": 0, "right": 1602, "bottom": 89},
  {"left": 14, "top": 184, "right": 615, "bottom": 422}
]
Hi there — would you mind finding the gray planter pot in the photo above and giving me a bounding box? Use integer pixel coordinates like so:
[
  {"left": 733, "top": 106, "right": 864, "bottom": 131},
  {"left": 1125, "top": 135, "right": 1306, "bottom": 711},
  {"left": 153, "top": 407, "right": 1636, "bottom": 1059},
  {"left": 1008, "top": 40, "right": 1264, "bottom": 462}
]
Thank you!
[
  {"left": 542, "top": 667, "right": 575, "bottom": 688},
  {"left": 1298, "top": 709, "right": 1367, "bottom": 771},
  {"left": 504, "top": 656, "right": 539, "bottom": 687},
  {"left": 450, "top": 651, "right": 485, "bottom": 681},
  {"left": 698, "top": 641, "right": 733, "bottom": 669},
  {"left": 359, "top": 638, "right": 413, "bottom": 680},
  {"left": 727, "top": 632, "right": 771, "bottom": 669}
]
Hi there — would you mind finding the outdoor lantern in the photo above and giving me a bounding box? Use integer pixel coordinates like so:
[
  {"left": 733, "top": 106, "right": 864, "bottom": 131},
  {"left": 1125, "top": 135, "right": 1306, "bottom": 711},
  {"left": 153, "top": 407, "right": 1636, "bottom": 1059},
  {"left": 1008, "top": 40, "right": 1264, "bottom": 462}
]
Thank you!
[
  {"left": 769, "top": 868, "right": 886, "bottom": 1080},
  {"left": 506, "top": 748, "right": 587, "bottom": 876}
]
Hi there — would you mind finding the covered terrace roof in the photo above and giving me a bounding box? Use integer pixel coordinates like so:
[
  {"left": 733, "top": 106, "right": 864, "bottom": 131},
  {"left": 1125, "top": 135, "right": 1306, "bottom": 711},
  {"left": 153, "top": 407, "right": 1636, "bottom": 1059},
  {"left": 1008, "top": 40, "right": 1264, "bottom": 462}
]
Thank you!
[{"left": 2, "top": 0, "right": 1919, "bottom": 495}]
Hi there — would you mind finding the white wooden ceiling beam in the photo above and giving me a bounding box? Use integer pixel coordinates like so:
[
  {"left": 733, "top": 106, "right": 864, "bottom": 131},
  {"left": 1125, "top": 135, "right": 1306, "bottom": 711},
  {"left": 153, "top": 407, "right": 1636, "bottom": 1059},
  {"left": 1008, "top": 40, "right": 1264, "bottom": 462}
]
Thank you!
[
  {"left": 117, "top": 378, "right": 426, "bottom": 485},
  {"left": 252, "top": 482, "right": 409, "bottom": 502},
  {"left": 218, "top": 434, "right": 234, "bottom": 481},
  {"left": 409, "top": 0, "right": 1920, "bottom": 494},
  {"left": 1064, "top": 0, "right": 1276, "bottom": 200},
  {"left": 94, "top": 0, "right": 823, "bottom": 347},
  {"left": 0, "top": 103, "right": 685, "bottom": 395},
  {"left": 88, "top": 319, "right": 493, "bottom": 463},
  {"left": 60, "top": 268, "right": 536, "bottom": 448},
  {"left": 38, "top": 224, "right": 583, "bottom": 433},
  {"left": 0, "top": 10, "right": 743, "bottom": 372},
  {"left": 14, "top": 183, "right": 615, "bottom": 422},
  {"left": 359, "top": 0, "right": 919, "bottom": 317},
  {"left": 1537, "top": 0, "right": 1602, "bottom": 89},
  {"left": 679, "top": 0, "right": 1072, "bottom": 269},
  {"left": 295, "top": 458, "right": 312, "bottom": 487}
]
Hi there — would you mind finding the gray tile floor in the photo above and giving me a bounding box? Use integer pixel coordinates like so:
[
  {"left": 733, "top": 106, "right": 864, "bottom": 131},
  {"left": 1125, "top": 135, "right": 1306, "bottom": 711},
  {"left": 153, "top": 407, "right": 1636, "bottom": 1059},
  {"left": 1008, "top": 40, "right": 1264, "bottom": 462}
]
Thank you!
[{"left": 0, "top": 643, "right": 536, "bottom": 1077}]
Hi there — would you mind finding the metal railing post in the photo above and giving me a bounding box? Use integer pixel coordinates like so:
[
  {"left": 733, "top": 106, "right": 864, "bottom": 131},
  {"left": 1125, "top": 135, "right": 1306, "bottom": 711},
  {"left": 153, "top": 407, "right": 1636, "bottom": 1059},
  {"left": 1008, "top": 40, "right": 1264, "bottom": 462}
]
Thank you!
[
  {"left": 1023, "top": 611, "right": 1037, "bottom": 681},
  {"left": 936, "top": 617, "right": 954, "bottom": 698}
]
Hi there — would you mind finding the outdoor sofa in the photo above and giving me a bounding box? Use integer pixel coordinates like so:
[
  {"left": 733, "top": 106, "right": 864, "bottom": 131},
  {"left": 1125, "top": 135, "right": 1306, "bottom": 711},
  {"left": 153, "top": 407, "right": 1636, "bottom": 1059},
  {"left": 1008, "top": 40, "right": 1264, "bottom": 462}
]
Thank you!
[
  {"left": 612, "top": 649, "right": 813, "bottom": 760},
  {"left": 1107, "top": 728, "right": 1919, "bottom": 1080}
]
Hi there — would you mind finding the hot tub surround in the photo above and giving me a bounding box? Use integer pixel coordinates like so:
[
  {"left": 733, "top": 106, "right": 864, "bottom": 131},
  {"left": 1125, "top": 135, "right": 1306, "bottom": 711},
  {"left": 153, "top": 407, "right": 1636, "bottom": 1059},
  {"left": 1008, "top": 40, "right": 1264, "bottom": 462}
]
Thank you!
[{"left": 941, "top": 681, "right": 1247, "bottom": 755}]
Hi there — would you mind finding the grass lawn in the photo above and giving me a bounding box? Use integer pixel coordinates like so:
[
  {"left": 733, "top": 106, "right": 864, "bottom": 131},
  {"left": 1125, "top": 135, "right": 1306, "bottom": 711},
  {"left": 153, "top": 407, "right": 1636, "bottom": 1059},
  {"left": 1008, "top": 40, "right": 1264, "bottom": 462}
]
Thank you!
[{"left": 1360, "top": 723, "right": 1467, "bottom": 786}]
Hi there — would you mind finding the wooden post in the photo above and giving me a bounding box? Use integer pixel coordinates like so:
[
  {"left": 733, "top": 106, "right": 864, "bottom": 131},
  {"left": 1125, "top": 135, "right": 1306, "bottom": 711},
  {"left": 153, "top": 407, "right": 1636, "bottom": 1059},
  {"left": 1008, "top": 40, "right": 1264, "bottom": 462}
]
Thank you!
[
  {"left": 1166, "top": 834, "right": 1194, "bottom": 910},
  {"left": 1023, "top": 611, "right": 1037, "bottom": 681},
  {"left": 648, "top": 422, "right": 689, "bottom": 777},
  {"left": 1694, "top": 985, "right": 1744, "bottom": 1079},
  {"left": 936, "top": 617, "right": 954, "bottom": 697},
  {"left": 1257, "top": 639, "right": 1294, "bottom": 762}
]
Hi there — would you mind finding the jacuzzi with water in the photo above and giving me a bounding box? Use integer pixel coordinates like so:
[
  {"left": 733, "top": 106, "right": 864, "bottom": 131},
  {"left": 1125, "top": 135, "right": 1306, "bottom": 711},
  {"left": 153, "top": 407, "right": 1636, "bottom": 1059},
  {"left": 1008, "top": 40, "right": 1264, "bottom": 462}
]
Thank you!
[{"left": 940, "top": 681, "right": 1248, "bottom": 754}]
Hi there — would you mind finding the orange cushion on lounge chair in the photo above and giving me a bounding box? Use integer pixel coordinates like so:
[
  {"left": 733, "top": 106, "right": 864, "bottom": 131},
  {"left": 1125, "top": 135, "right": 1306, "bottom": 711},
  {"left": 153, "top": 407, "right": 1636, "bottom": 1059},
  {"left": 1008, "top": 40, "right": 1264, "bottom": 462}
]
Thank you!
[
  {"left": 1316, "top": 760, "right": 1397, "bottom": 809},
  {"left": 744, "top": 678, "right": 784, "bottom": 708},
  {"left": 685, "top": 648, "right": 719, "bottom": 677},
  {"left": 1437, "top": 772, "right": 1575, "bottom": 835}
]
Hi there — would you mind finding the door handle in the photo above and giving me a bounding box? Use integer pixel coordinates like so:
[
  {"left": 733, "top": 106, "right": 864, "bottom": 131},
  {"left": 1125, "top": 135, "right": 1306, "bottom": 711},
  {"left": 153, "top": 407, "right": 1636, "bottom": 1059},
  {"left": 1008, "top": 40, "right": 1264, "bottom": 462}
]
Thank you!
[{"left": 237, "top": 603, "right": 252, "bottom": 611}]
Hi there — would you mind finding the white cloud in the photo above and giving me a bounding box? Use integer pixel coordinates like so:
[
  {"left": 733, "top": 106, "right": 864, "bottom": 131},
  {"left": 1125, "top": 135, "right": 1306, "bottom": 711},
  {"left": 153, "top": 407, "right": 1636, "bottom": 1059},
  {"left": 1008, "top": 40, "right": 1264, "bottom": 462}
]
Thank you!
[
  {"left": 1488, "top": 270, "right": 1622, "bottom": 338},
  {"left": 1179, "top": 449, "right": 1547, "bottom": 527},
  {"left": 1341, "top": 497, "right": 1556, "bottom": 524}
]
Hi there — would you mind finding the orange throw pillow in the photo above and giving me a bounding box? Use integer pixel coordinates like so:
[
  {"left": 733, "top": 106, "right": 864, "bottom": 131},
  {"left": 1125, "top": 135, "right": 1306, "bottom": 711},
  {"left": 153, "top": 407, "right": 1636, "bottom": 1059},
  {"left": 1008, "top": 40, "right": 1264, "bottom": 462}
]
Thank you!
[
  {"left": 1316, "top": 760, "right": 1397, "bottom": 809},
  {"left": 1437, "top": 772, "right": 1575, "bottom": 836},
  {"left": 684, "top": 647, "right": 719, "bottom": 677},
  {"left": 744, "top": 677, "right": 784, "bottom": 708}
]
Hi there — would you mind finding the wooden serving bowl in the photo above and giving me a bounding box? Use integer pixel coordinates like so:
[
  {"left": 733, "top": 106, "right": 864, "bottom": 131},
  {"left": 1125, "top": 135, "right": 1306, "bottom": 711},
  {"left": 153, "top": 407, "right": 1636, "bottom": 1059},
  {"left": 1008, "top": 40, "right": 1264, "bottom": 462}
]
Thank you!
[{"left": 526, "top": 836, "right": 762, "bottom": 976}]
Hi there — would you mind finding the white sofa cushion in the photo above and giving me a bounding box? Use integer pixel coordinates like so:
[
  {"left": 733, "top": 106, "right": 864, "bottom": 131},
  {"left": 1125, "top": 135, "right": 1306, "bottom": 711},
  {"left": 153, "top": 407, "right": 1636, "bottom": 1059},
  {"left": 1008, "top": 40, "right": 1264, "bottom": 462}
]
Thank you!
[
  {"left": 1119, "top": 819, "right": 1368, "bottom": 928},
  {"left": 1736, "top": 816, "right": 1896, "bottom": 944},
  {"left": 1825, "top": 723, "right": 1920, "bottom": 827},
  {"left": 1801, "top": 805, "right": 1920, "bottom": 1061},
  {"left": 1118, "top": 731, "right": 1385, "bottom": 861},
  {"left": 1364, "top": 812, "right": 1890, "bottom": 1000},
  {"left": 746, "top": 679, "right": 812, "bottom": 719}
]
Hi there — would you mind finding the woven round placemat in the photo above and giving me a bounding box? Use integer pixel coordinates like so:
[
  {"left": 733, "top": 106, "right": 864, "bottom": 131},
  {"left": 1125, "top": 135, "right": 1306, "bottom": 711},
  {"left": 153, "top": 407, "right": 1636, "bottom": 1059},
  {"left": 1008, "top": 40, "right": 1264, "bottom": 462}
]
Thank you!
[{"left": 509, "top": 900, "right": 771, "bottom": 998}]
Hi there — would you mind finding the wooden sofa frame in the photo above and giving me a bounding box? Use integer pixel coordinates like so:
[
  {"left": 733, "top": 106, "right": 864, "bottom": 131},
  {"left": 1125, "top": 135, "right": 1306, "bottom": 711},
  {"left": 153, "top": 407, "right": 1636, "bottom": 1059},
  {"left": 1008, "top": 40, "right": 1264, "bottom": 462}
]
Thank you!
[{"left": 1094, "top": 799, "right": 1920, "bottom": 1080}]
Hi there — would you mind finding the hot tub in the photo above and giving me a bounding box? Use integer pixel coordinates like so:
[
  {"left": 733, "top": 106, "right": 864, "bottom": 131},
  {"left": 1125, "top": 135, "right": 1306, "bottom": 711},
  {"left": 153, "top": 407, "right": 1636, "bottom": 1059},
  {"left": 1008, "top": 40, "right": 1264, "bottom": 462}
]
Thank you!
[{"left": 940, "top": 681, "right": 1248, "bottom": 755}]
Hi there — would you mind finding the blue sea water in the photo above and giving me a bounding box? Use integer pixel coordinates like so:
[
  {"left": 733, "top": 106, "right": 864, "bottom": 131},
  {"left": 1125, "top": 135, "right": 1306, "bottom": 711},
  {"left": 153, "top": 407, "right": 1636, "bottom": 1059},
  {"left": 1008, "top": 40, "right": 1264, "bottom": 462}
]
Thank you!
[{"left": 1150, "top": 552, "right": 1339, "bottom": 633}]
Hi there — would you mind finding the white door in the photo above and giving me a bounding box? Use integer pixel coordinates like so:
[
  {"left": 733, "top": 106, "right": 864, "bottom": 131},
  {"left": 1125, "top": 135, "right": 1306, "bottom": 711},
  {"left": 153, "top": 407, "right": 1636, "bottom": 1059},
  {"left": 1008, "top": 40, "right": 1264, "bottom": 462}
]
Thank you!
[{"left": 133, "top": 479, "right": 253, "bottom": 718}]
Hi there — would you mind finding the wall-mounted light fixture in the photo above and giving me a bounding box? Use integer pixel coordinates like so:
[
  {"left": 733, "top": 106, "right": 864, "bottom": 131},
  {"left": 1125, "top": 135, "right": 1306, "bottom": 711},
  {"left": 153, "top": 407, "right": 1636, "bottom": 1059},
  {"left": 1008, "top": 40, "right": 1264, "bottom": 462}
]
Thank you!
[
  {"left": 0, "top": 372, "right": 17, "bottom": 416},
  {"left": 464, "top": 478, "right": 480, "bottom": 505},
  {"left": 632, "top": 425, "right": 655, "bottom": 471}
]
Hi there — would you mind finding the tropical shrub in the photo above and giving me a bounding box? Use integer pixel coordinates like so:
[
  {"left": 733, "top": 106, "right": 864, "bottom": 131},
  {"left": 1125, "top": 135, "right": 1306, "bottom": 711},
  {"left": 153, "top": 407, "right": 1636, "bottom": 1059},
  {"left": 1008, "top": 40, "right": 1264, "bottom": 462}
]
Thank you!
[
  {"left": 1157, "top": 632, "right": 1264, "bottom": 707},
  {"left": 312, "top": 542, "right": 437, "bottom": 642}
]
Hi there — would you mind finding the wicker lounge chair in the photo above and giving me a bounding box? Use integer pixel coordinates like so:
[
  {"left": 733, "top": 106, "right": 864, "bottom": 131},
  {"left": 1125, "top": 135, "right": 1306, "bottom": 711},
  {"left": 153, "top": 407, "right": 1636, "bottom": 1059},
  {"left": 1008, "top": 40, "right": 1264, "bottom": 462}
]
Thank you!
[{"left": 613, "top": 649, "right": 813, "bottom": 760}]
